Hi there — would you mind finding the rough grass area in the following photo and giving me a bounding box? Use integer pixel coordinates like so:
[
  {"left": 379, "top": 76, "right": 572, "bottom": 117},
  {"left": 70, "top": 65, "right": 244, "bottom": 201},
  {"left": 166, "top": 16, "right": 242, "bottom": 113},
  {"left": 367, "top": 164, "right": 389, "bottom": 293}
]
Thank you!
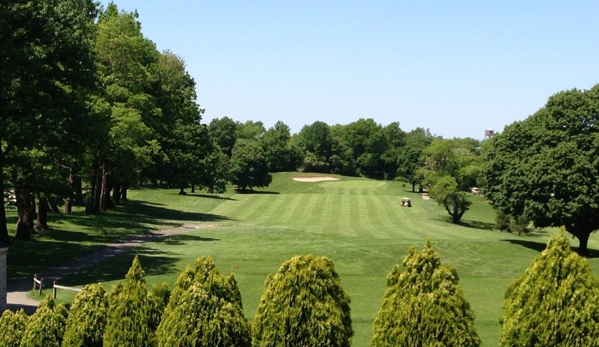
[{"left": 8, "top": 172, "right": 599, "bottom": 346}]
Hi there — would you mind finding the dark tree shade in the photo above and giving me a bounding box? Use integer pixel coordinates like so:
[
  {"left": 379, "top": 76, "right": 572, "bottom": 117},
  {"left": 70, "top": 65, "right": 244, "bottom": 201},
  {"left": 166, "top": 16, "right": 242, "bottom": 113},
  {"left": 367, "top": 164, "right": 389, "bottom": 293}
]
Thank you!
[
  {"left": 500, "top": 232, "right": 599, "bottom": 346},
  {"left": 371, "top": 241, "right": 480, "bottom": 347},
  {"left": 252, "top": 255, "right": 353, "bottom": 347}
]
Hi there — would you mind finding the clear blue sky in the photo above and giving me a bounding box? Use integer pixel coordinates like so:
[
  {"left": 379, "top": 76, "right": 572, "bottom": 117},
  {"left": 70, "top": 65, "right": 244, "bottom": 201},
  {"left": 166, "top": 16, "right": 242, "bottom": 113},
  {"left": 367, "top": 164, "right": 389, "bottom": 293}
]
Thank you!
[{"left": 100, "top": 0, "right": 599, "bottom": 139}]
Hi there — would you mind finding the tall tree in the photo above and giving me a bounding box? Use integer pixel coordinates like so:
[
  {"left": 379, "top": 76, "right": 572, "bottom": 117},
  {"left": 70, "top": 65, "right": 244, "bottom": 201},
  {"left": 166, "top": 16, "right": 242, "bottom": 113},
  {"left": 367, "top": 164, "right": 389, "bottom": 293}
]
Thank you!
[
  {"left": 396, "top": 128, "right": 435, "bottom": 192},
  {"left": 261, "top": 121, "right": 299, "bottom": 172},
  {"left": 372, "top": 241, "right": 480, "bottom": 347},
  {"left": 500, "top": 232, "right": 599, "bottom": 346},
  {"left": 252, "top": 255, "right": 353, "bottom": 347},
  {"left": 208, "top": 117, "right": 238, "bottom": 157},
  {"left": 0, "top": 0, "right": 99, "bottom": 242},
  {"left": 229, "top": 139, "right": 272, "bottom": 191},
  {"left": 418, "top": 138, "right": 481, "bottom": 224},
  {"left": 297, "top": 121, "right": 333, "bottom": 172},
  {"left": 338, "top": 118, "right": 387, "bottom": 178},
  {"left": 88, "top": 3, "right": 160, "bottom": 214},
  {"left": 484, "top": 86, "right": 599, "bottom": 254}
]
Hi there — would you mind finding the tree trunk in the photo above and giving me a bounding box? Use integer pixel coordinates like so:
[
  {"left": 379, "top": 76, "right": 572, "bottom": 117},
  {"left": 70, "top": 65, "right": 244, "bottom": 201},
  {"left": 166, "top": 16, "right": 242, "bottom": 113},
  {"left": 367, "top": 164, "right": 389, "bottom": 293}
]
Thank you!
[
  {"left": 36, "top": 197, "right": 49, "bottom": 230},
  {"left": 63, "top": 197, "right": 73, "bottom": 214},
  {"left": 49, "top": 200, "right": 61, "bottom": 213},
  {"left": 100, "top": 161, "right": 109, "bottom": 212},
  {"left": 576, "top": 231, "right": 590, "bottom": 256},
  {"left": 112, "top": 183, "right": 121, "bottom": 204},
  {"left": 179, "top": 187, "right": 187, "bottom": 195},
  {"left": 120, "top": 183, "right": 128, "bottom": 201},
  {"left": 0, "top": 156, "right": 9, "bottom": 244},
  {"left": 86, "top": 159, "right": 100, "bottom": 215},
  {"left": 191, "top": 184, "right": 195, "bottom": 193},
  {"left": 73, "top": 173, "right": 83, "bottom": 205},
  {"left": 411, "top": 182, "right": 416, "bottom": 192},
  {"left": 15, "top": 190, "right": 35, "bottom": 239}
]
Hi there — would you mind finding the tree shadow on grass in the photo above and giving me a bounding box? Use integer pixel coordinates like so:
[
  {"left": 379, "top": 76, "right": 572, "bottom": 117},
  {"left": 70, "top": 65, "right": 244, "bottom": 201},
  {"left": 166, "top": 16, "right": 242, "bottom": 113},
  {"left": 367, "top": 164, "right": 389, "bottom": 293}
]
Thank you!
[
  {"left": 501, "top": 238, "right": 599, "bottom": 258},
  {"left": 460, "top": 219, "right": 495, "bottom": 231},
  {"left": 181, "top": 193, "right": 236, "bottom": 201},
  {"left": 56, "top": 245, "right": 182, "bottom": 287},
  {"left": 234, "top": 189, "right": 280, "bottom": 195}
]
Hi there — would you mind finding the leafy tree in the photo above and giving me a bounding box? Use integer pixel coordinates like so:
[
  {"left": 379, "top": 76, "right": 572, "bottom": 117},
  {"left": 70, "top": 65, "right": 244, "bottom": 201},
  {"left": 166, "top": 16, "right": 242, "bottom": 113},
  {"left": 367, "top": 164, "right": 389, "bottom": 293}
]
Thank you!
[
  {"left": 418, "top": 138, "right": 481, "bottom": 224},
  {"left": 261, "top": 121, "right": 299, "bottom": 172},
  {"left": 297, "top": 121, "right": 333, "bottom": 169},
  {"left": 371, "top": 241, "right": 480, "bottom": 347},
  {"left": 0, "top": 0, "right": 99, "bottom": 243},
  {"left": 484, "top": 86, "right": 599, "bottom": 254},
  {"left": 338, "top": 118, "right": 388, "bottom": 178},
  {"left": 208, "top": 117, "right": 238, "bottom": 157},
  {"left": 87, "top": 3, "right": 161, "bottom": 214},
  {"left": 62, "top": 283, "right": 108, "bottom": 347},
  {"left": 103, "top": 256, "right": 155, "bottom": 347},
  {"left": 500, "top": 232, "right": 599, "bottom": 346},
  {"left": 229, "top": 139, "right": 272, "bottom": 191},
  {"left": 0, "top": 309, "right": 29, "bottom": 347},
  {"left": 20, "top": 297, "right": 68, "bottom": 347},
  {"left": 252, "top": 255, "right": 353, "bottom": 347},
  {"left": 156, "top": 256, "right": 250, "bottom": 347},
  {"left": 236, "top": 120, "right": 265, "bottom": 141},
  {"left": 396, "top": 128, "right": 434, "bottom": 191}
]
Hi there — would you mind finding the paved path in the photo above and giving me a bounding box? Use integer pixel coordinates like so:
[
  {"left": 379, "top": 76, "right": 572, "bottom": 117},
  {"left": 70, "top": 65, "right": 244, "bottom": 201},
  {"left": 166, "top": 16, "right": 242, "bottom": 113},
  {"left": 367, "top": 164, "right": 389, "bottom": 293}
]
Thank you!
[{"left": 6, "top": 225, "right": 207, "bottom": 314}]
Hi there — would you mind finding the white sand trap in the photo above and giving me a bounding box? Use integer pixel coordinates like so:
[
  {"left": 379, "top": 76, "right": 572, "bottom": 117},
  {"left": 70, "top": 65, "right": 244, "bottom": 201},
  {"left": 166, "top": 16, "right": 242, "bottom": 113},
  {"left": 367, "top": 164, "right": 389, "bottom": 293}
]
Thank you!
[
  {"left": 421, "top": 193, "right": 431, "bottom": 200},
  {"left": 293, "top": 176, "right": 340, "bottom": 182}
]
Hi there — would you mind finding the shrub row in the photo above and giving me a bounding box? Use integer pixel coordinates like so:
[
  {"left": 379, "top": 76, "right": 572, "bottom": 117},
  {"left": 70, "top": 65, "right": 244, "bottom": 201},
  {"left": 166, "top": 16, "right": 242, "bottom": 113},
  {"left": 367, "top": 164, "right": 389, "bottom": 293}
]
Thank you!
[{"left": 1, "top": 233, "right": 598, "bottom": 346}]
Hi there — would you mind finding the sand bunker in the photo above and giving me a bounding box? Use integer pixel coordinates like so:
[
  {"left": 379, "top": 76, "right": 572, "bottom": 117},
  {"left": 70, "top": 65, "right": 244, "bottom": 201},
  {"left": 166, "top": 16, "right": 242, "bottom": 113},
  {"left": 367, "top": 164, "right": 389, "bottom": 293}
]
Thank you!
[{"left": 292, "top": 176, "right": 339, "bottom": 182}]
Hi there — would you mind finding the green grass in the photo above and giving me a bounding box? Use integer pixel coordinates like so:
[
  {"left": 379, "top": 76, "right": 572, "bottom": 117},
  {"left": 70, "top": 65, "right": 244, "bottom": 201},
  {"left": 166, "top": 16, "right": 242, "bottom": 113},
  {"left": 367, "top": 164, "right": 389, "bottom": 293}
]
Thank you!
[{"left": 9, "top": 172, "right": 599, "bottom": 346}]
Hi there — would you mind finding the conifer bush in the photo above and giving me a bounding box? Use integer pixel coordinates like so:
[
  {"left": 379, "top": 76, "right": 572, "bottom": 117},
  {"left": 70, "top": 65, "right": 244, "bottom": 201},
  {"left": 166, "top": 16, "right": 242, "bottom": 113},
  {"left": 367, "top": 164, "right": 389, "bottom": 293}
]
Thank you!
[
  {"left": 103, "top": 256, "right": 156, "bottom": 347},
  {"left": 500, "top": 232, "right": 599, "bottom": 346},
  {"left": 19, "top": 296, "right": 68, "bottom": 347},
  {"left": 155, "top": 256, "right": 251, "bottom": 347},
  {"left": 371, "top": 241, "right": 480, "bottom": 347},
  {"left": 0, "top": 309, "right": 29, "bottom": 347},
  {"left": 252, "top": 255, "right": 353, "bottom": 347},
  {"left": 62, "top": 283, "right": 108, "bottom": 347}
]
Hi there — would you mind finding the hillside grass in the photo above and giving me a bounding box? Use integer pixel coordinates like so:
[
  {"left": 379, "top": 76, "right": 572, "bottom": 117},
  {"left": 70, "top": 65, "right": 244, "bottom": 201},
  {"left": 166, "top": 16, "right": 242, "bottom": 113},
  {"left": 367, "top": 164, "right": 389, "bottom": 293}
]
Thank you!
[{"left": 8, "top": 172, "right": 599, "bottom": 346}]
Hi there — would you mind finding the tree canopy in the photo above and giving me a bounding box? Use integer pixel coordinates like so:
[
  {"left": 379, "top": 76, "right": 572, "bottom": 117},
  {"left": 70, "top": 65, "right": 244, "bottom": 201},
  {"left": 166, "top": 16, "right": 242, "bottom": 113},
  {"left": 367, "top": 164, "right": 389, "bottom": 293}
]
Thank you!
[{"left": 484, "top": 85, "right": 599, "bottom": 254}]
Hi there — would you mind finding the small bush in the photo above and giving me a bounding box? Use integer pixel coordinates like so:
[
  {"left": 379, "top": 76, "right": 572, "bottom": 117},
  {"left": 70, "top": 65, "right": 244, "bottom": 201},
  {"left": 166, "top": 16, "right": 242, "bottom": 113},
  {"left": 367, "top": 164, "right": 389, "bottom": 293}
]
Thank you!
[
  {"left": 252, "top": 255, "right": 353, "bottom": 347},
  {"left": 62, "top": 283, "right": 108, "bottom": 347},
  {"left": 20, "top": 296, "right": 68, "bottom": 347},
  {"left": 371, "top": 240, "right": 480, "bottom": 347},
  {"left": 500, "top": 232, "right": 599, "bottom": 346},
  {"left": 103, "top": 256, "right": 156, "bottom": 347},
  {"left": 155, "top": 256, "right": 250, "bottom": 347},
  {"left": 0, "top": 309, "right": 29, "bottom": 347}
]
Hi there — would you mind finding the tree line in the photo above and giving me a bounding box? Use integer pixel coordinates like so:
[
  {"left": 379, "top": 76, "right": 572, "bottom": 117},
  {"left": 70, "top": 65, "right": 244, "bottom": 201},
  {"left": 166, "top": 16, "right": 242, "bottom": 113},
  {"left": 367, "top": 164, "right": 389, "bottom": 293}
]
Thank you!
[
  {"left": 1, "top": 0, "right": 492, "bottom": 244},
  {"left": 2, "top": 234, "right": 598, "bottom": 346}
]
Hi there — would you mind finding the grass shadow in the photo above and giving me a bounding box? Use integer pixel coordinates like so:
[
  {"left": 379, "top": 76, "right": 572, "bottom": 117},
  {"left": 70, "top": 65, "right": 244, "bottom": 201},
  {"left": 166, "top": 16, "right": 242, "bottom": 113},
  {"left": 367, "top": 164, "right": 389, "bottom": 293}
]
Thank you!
[
  {"left": 460, "top": 220, "right": 495, "bottom": 231},
  {"left": 501, "top": 238, "right": 599, "bottom": 258},
  {"left": 182, "top": 194, "right": 236, "bottom": 201},
  {"left": 235, "top": 189, "right": 280, "bottom": 195}
]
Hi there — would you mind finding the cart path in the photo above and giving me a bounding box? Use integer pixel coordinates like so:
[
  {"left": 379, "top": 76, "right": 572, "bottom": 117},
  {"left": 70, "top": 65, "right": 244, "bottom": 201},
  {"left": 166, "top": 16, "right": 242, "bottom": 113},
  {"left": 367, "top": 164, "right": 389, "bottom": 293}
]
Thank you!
[{"left": 5, "top": 225, "right": 211, "bottom": 314}]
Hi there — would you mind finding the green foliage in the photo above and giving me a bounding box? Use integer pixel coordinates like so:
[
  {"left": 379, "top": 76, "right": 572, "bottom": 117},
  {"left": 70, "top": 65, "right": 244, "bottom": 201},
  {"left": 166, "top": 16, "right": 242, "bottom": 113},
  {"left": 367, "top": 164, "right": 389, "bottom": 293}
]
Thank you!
[
  {"left": 484, "top": 85, "right": 599, "bottom": 254},
  {"left": 62, "top": 283, "right": 108, "bottom": 347},
  {"left": 156, "top": 257, "right": 250, "bottom": 347},
  {"left": 208, "top": 117, "right": 239, "bottom": 157},
  {"left": 494, "top": 209, "right": 511, "bottom": 231},
  {"left": 419, "top": 138, "right": 481, "bottom": 224},
  {"left": 252, "top": 255, "right": 353, "bottom": 347},
  {"left": 20, "top": 297, "right": 68, "bottom": 347},
  {"left": 0, "top": 309, "right": 29, "bottom": 347},
  {"left": 103, "top": 256, "right": 156, "bottom": 347},
  {"left": 229, "top": 139, "right": 272, "bottom": 191},
  {"left": 500, "top": 232, "right": 599, "bottom": 346},
  {"left": 371, "top": 241, "right": 480, "bottom": 347},
  {"left": 156, "top": 257, "right": 251, "bottom": 347},
  {"left": 396, "top": 127, "right": 435, "bottom": 191}
]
